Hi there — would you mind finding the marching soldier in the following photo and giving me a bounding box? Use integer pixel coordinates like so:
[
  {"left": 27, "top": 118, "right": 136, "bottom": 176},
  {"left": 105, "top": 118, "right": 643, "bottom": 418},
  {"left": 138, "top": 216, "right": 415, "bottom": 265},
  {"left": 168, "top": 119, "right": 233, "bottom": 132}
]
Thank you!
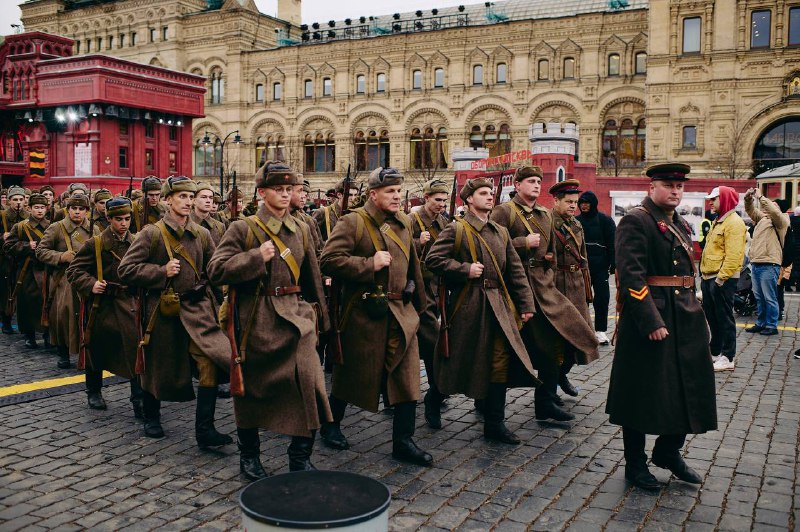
[
  {"left": 425, "top": 178, "right": 537, "bottom": 443},
  {"left": 291, "top": 179, "right": 324, "bottom": 256},
  {"left": 490, "top": 166, "right": 598, "bottom": 422},
  {"left": 319, "top": 167, "right": 432, "bottom": 466},
  {"left": 132, "top": 176, "right": 164, "bottom": 233},
  {"left": 0, "top": 186, "right": 29, "bottom": 333},
  {"left": 39, "top": 185, "right": 56, "bottom": 221},
  {"left": 607, "top": 163, "right": 716, "bottom": 490},
  {"left": 313, "top": 178, "right": 358, "bottom": 242},
  {"left": 211, "top": 192, "right": 227, "bottom": 226},
  {"left": 36, "top": 193, "right": 99, "bottom": 369},
  {"left": 408, "top": 178, "right": 450, "bottom": 428},
  {"left": 118, "top": 176, "right": 233, "bottom": 448},
  {"left": 4, "top": 193, "right": 50, "bottom": 348},
  {"left": 90, "top": 189, "right": 113, "bottom": 231},
  {"left": 66, "top": 197, "right": 142, "bottom": 415},
  {"left": 191, "top": 182, "right": 226, "bottom": 245},
  {"left": 549, "top": 180, "right": 596, "bottom": 396},
  {"left": 52, "top": 183, "right": 89, "bottom": 222},
  {"left": 208, "top": 161, "right": 332, "bottom": 479}
]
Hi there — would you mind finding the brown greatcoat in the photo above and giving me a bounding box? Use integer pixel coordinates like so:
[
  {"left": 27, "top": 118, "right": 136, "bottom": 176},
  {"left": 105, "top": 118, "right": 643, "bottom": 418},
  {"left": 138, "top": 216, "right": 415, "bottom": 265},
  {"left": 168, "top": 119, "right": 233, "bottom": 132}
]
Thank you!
[
  {"left": 293, "top": 209, "right": 324, "bottom": 257},
  {"left": 66, "top": 228, "right": 137, "bottom": 379},
  {"left": 117, "top": 212, "right": 231, "bottom": 402},
  {"left": 319, "top": 200, "right": 426, "bottom": 412},
  {"left": 190, "top": 211, "right": 226, "bottom": 245},
  {"left": 551, "top": 212, "right": 594, "bottom": 331},
  {"left": 312, "top": 202, "right": 341, "bottom": 242},
  {"left": 425, "top": 211, "right": 538, "bottom": 398},
  {"left": 207, "top": 206, "right": 332, "bottom": 437},
  {"left": 4, "top": 217, "right": 50, "bottom": 334},
  {"left": 35, "top": 217, "right": 98, "bottom": 354},
  {"left": 606, "top": 196, "right": 717, "bottom": 435},
  {"left": 0, "top": 208, "right": 29, "bottom": 313},
  {"left": 130, "top": 200, "right": 164, "bottom": 233},
  {"left": 491, "top": 195, "right": 599, "bottom": 363}
]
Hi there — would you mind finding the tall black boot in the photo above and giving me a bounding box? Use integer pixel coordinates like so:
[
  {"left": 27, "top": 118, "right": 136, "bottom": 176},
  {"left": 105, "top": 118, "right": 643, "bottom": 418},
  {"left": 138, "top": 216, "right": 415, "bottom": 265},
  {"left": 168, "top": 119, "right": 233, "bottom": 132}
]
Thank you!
[
  {"left": 483, "top": 383, "right": 519, "bottom": 444},
  {"left": 195, "top": 386, "right": 233, "bottom": 450},
  {"left": 652, "top": 434, "right": 701, "bottom": 484},
  {"left": 320, "top": 395, "right": 349, "bottom": 450},
  {"left": 558, "top": 356, "right": 579, "bottom": 397},
  {"left": 534, "top": 381, "right": 574, "bottom": 422},
  {"left": 142, "top": 390, "right": 164, "bottom": 438},
  {"left": 130, "top": 378, "right": 144, "bottom": 419},
  {"left": 391, "top": 401, "right": 432, "bottom": 466},
  {"left": 56, "top": 345, "right": 72, "bottom": 369},
  {"left": 2, "top": 314, "right": 15, "bottom": 334},
  {"left": 423, "top": 389, "right": 443, "bottom": 429},
  {"left": 238, "top": 427, "right": 267, "bottom": 481},
  {"left": 288, "top": 431, "right": 317, "bottom": 472},
  {"left": 622, "top": 427, "right": 660, "bottom": 490},
  {"left": 85, "top": 369, "right": 107, "bottom": 410}
]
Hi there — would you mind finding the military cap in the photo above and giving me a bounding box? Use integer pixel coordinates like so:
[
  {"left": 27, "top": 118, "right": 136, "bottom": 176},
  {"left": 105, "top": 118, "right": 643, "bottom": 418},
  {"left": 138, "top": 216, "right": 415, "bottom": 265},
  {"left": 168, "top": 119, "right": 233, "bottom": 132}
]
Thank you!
[
  {"left": 6, "top": 186, "right": 25, "bottom": 199},
  {"left": 302, "top": 179, "right": 312, "bottom": 194},
  {"left": 549, "top": 179, "right": 582, "bottom": 196},
  {"left": 195, "top": 181, "right": 215, "bottom": 195},
  {"left": 23, "top": 188, "right": 31, "bottom": 196},
  {"left": 254, "top": 161, "right": 299, "bottom": 188},
  {"left": 423, "top": 179, "right": 450, "bottom": 195},
  {"left": 66, "top": 193, "right": 90, "bottom": 209},
  {"left": 367, "top": 167, "right": 404, "bottom": 190},
  {"left": 459, "top": 178, "right": 494, "bottom": 202},
  {"left": 106, "top": 197, "right": 133, "bottom": 218},
  {"left": 227, "top": 188, "right": 244, "bottom": 202},
  {"left": 131, "top": 189, "right": 144, "bottom": 201},
  {"left": 28, "top": 193, "right": 48, "bottom": 207},
  {"left": 213, "top": 192, "right": 223, "bottom": 204},
  {"left": 645, "top": 163, "right": 691, "bottom": 181},
  {"left": 93, "top": 188, "right": 113, "bottom": 202},
  {"left": 142, "top": 176, "right": 162, "bottom": 192},
  {"left": 514, "top": 165, "right": 543, "bottom": 181},
  {"left": 38, "top": 185, "right": 54, "bottom": 195},
  {"left": 68, "top": 182, "right": 89, "bottom": 194},
  {"left": 325, "top": 188, "right": 337, "bottom": 198},
  {"left": 161, "top": 176, "right": 197, "bottom": 196}
]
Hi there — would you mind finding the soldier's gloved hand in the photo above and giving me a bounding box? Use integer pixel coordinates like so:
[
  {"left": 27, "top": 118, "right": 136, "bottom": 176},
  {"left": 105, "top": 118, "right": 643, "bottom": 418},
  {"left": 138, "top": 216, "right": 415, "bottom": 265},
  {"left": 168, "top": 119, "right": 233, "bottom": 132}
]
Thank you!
[
  {"left": 260, "top": 241, "right": 275, "bottom": 263},
  {"left": 520, "top": 312, "right": 534, "bottom": 323},
  {"left": 92, "top": 280, "right": 107, "bottom": 294},
  {"left": 373, "top": 251, "right": 392, "bottom": 271},
  {"left": 60, "top": 250, "right": 76, "bottom": 263},
  {"left": 29, "top": 241, "right": 37, "bottom": 250},
  {"left": 648, "top": 327, "right": 669, "bottom": 341},
  {"left": 526, "top": 233, "right": 541, "bottom": 249},
  {"left": 165, "top": 258, "right": 181, "bottom": 278},
  {"left": 419, "top": 231, "right": 431, "bottom": 245},
  {"left": 468, "top": 262, "right": 484, "bottom": 279}
]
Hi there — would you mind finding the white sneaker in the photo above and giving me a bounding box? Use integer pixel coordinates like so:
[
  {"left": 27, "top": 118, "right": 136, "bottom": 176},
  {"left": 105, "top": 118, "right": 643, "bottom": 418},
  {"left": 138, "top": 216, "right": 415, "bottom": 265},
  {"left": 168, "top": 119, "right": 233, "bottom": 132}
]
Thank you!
[
  {"left": 713, "top": 357, "right": 735, "bottom": 372},
  {"left": 711, "top": 355, "right": 722, "bottom": 363},
  {"left": 596, "top": 331, "right": 610, "bottom": 345}
]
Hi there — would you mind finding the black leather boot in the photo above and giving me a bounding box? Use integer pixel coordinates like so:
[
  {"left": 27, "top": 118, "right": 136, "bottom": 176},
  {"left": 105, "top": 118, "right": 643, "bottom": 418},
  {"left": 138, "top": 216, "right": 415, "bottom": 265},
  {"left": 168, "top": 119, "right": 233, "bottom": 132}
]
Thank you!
[
  {"left": 652, "top": 434, "right": 701, "bottom": 484},
  {"left": 558, "top": 374, "right": 579, "bottom": 397},
  {"left": 320, "top": 395, "right": 349, "bottom": 450},
  {"left": 391, "top": 401, "right": 433, "bottom": 466},
  {"left": 86, "top": 369, "right": 106, "bottom": 410},
  {"left": 534, "top": 387, "right": 574, "bottom": 422},
  {"left": 43, "top": 331, "right": 51, "bottom": 349},
  {"left": 623, "top": 427, "right": 661, "bottom": 490},
  {"left": 56, "top": 346, "right": 72, "bottom": 369},
  {"left": 238, "top": 427, "right": 267, "bottom": 481},
  {"left": 142, "top": 391, "right": 164, "bottom": 438},
  {"left": 130, "top": 378, "right": 144, "bottom": 420},
  {"left": 288, "top": 431, "right": 317, "bottom": 472},
  {"left": 423, "top": 390, "right": 443, "bottom": 429},
  {"left": 483, "top": 383, "right": 520, "bottom": 444},
  {"left": 195, "top": 386, "right": 233, "bottom": 449},
  {"left": 23, "top": 333, "right": 38, "bottom": 349},
  {"left": 2, "top": 315, "right": 15, "bottom": 334}
]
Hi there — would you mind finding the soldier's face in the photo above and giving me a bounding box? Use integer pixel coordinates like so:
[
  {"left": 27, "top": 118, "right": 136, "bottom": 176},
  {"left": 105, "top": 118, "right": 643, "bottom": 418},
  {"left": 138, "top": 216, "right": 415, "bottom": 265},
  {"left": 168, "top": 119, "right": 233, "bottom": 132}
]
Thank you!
[
  {"left": 42, "top": 190, "right": 54, "bottom": 205},
  {"left": 467, "top": 186, "right": 494, "bottom": 213},
  {"left": 650, "top": 181, "right": 684, "bottom": 210},
  {"left": 554, "top": 193, "right": 580, "bottom": 218},
  {"left": 425, "top": 193, "right": 448, "bottom": 214},
  {"left": 8, "top": 195, "right": 24, "bottom": 210},
  {"left": 30, "top": 204, "right": 47, "bottom": 220},
  {"left": 515, "top": 176, "right": 541, "bottom": 202},
  {"left": 290, "top": 185, "right": 305, "bottom": 209},
  {"left": 147, "top": 191, "right": 161, "bottom": 206},
  {"left": 261, "top": 185, "right": 292, "bottom": 212},
  {"left": 167, "top": 191, "right": 195, "bottom": 217},
  {"left": 229, "top": 198, "right": 244, "bottom": 212},
  {"left": 195, "top": 190, "right": 214, "bottom": 214},
  {"left": 211, "top": 202, "right": 219, "bottom": 213},
  {"left": 370, "top": 185, "right": 402, "bottom": 214},
  {"left": 96, "top": 199, "right": 107, "bottom": 214},
  {"left": 110, "top": 214, "right": 131, "bottom": 235},
  {"left": 68, "top": 206, "right": 87, "bottom": 224}
]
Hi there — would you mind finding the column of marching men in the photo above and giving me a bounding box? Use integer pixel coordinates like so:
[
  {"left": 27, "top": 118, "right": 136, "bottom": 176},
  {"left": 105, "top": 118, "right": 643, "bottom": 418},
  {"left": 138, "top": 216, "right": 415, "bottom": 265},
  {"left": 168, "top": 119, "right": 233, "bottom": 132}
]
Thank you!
[{"left": 2, "top": 162, "right": 715, "bottom": 490}]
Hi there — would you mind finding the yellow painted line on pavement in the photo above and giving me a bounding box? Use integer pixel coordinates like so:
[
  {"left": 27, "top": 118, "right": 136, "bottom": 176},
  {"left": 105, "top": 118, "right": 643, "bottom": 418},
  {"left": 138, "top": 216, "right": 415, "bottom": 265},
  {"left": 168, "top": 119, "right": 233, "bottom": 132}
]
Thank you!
[
  {"left": 736, "top": 323, "right": 800, "bottom": 332},
  {"left": 0, "top": 371, "right": 114, "bottom": 397}
]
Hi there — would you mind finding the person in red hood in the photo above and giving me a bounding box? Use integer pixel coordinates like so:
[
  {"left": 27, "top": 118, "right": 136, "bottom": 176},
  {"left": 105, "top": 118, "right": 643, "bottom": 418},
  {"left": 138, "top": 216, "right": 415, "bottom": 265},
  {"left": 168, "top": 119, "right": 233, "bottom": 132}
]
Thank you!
[{"left": 700, "top": 186, "right": 747, "bottom": 372}]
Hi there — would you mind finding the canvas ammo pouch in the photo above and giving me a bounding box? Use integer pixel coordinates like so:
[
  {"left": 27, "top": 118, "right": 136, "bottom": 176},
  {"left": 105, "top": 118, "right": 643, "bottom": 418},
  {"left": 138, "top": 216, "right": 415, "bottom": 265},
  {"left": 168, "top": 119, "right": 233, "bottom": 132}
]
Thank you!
[
  {"left": 159, "top": 285, "right": 181, "bottom": 317},
  {"left": 361, "top": 284, "right": 389, "bottom": 319}
]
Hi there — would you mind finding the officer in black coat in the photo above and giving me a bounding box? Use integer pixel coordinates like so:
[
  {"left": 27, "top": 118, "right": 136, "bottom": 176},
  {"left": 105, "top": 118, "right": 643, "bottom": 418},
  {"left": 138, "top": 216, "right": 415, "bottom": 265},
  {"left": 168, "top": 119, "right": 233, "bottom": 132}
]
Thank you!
[{"left": 606, "top": 163, "right": 717, "bottom": 491}]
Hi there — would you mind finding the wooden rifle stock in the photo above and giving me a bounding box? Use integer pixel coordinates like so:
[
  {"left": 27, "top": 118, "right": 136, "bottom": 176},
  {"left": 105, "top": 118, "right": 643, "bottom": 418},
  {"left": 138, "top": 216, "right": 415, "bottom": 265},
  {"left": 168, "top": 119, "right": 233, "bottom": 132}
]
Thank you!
[
  {"left": 436, "top": 278, "right": 449, "bottom": 358},
  {"left": 226, "top": 289, "right": 245, "bottom": 397}
]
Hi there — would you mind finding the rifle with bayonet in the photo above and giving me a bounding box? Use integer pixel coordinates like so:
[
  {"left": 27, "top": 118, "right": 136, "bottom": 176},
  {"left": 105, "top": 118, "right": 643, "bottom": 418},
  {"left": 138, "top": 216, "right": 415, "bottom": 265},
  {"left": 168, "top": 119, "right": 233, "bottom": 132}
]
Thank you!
[
  {"left": 436, "top": 175, "right": 459, "bottom": 359},
  {"left": 327, "top": 164, "right": 352, "bottom": 365},
  {"left": 126, "top": 174, "right": 134, "bottom": 199}
]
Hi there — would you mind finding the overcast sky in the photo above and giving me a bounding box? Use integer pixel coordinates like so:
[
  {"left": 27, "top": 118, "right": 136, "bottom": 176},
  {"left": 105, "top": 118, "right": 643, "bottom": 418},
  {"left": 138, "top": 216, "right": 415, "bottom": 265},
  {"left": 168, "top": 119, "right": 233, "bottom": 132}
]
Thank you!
[{"left": 1, "top": 0, "right": 475, "bottom": 35}]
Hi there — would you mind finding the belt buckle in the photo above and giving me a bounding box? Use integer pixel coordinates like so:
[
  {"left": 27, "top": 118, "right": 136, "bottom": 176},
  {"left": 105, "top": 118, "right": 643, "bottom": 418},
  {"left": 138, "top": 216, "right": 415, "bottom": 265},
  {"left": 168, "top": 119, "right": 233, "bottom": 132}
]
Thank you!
[
  {"left": 570, "top": 264, "right": 579, "bottom": 273},
  {"left": 683, "top": 277, "right": 694, "bottom": 289},
  {"left": 274, "top": 287, "right": 282, "bottom": 296}
]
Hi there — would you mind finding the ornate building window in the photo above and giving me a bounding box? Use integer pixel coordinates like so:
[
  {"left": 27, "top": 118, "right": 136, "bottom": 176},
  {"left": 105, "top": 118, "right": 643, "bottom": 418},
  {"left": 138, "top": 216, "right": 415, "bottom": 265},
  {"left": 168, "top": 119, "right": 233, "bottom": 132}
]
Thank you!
[
  {"left": 563, "top": 57, "right": 575, "bottom": 79},
  {"left": 752, "top": 117, "right": 800, "bottom": 174},
  {"left": 75, "top": 40, "right": 80, "bottom": 54},
  {"left": 304, "top": 79, "right": 313, "bottom": 98},
  {"left": 149, "top": 28, "right": 156, "bottom": 43},
  {"left": 608, "top": 54, "right": 620, "bottom": 76},
  {"left": 304, "top": 133, "right": 335, "bottom": 173},
  {"left": 356, "top": 74, "right": 365, "bottom": 94},
  {"left": 434, "top": 68, "right": 444, "bottom": 88},
  {"left": 682, "top": 126, "right": 697, "bottom": 149},
  {"left": 602, "top": 119, "right": 646, "bottom": 169},
  {"left": 790, "top": 8, "right": 800, "bottom": 46},
  {"left": 97, "top": 37, "right": 102, "bottom": 51},
  {"left": 683, "top": 17, "right": 701, "bottom": 54},
  {"left": 273, "top": 82, "right": 282, "bottom": 101},
  {"left": 355, "top": 130, "right": 390, "bottom": 172},
  {"left": 255, "top": 83, "right": 264, "bottom": 102},
  {"left": 751, "top": 10, "right": 771, "bottom": 49},
  {"left": 0, "top": 131, "right": 22, "bottom": 162},
  {"left": 107, "top": 36, "right": 113, "bottom": 49},
  {"left": 469, "top": 124, "right": 511, "bottom": 158},
  {"left": 412, "top": 70, "right": 422, "bottom": 90},
  {"left": 496, "top": 63, "right": 507, "bottom": 84},
  {"left": 86, "top": 38, "right": 91, "bottom": 52},
  {"left": 255, "top": 135, "right": 285, "bottom": 168},
  {"left": 473, "top": 64, "right": 483, "bottom": 85},
  {"left": 211, "top": 70, "right": 224, "bottom": 104},
  {"left": 410, "top": 127, "right": 448, "bottom": 170},
  {"left": 119, "top": 34, "right": 125, "bottom": 48},
  {"left": 376, "top": 73, "right": 386, "bottom": 93},
  {"left": 195, "top": 138, "right": 221, "bottom": 176},
  {"left": 323, "top": 77, "right": 332, "bottom": 96},
  {"left": 635, "top": 52, "right": 647, "bottom": 74},
  {"left": 537, "top": 59, "right": 549, "bottom": 80},
  {"left": 130, "top": 32, "right": 137, "bottom": 46}
]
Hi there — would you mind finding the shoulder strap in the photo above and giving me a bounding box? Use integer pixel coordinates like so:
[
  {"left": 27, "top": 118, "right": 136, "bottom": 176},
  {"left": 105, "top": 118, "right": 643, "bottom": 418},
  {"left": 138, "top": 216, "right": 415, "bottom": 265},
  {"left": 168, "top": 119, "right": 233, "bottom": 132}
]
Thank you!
[
  {"left": 454, "top": 220, "right": 464, "bottom": 257},
  {"left": 510, "top": 202, "right": 549, "bottom": 243},
  {"left": 156, "top": 221, "right": 200, "bottom": 279},
  {"left": 455, "top": 219, "right": 478, "bottom": 263},
  {"left": 355, "top": 209, "right": 384, "bottom": 253},
  {"left": 412, "top": 211, "right": 427, "bottom": 233},
  {"left": 355, "top": 209, "right": 410, "bottom": 261},
  {"left": 324, "top": 206, "right": 332, "bottom": 238},
  {"left": 59, "top": 222, "right": 74, "bottom": 253},
  {"left": 93, "top": 235, "right": 104, "bottom": 283},
  {"left": 245, "top": 215, "right": 301, "bottom": 284}
]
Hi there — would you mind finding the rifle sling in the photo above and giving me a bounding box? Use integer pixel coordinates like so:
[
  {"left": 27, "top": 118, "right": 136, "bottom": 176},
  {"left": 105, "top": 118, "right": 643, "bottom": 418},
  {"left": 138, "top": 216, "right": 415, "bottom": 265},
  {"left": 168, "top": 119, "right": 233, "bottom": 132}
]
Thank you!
[
  {"left": 244, "top": 215, "right": 301, "bottom": 285},
  {"left": 510, "top": 202, "right": 549, "bottom": 243},
  {"left": 155, "top": 221, "right": 200, "bottom": 280},
  {"left": 553, "top": 225, "right": 586, "bottom": 265},
  {"left": 355, "top": 209, "right": 410, "bottom": 261}
]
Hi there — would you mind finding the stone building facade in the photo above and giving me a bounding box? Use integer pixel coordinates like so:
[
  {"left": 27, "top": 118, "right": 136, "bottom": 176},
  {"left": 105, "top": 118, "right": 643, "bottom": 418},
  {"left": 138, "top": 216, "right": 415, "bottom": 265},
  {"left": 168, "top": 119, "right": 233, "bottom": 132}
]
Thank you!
[{"left": 18, "top": 0, "right": 800, "bottom": 194}]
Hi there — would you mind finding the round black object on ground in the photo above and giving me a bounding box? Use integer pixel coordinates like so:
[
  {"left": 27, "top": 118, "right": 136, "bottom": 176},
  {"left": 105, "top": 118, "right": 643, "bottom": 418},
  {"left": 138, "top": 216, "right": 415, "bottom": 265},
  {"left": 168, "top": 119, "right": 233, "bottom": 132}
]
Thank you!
[{"left": 240, "top": 471, "right": 391, "bottom": 529}]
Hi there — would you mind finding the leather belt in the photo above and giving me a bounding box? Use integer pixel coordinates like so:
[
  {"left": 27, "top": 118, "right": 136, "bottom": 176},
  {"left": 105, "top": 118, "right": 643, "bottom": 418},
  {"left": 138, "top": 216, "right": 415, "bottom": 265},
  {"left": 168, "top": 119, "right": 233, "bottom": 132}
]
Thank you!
[
  {"left": 268, "top": 286, "right": 302, "bottom": 297},
  {"left": 386, "top": 292, "right": 404, "bottom": 300},
  {"left": 528, "top": 258, "right": 550, "bottom": 268},
  {"left": 646, "top": 276, "right": 695, "bottom": 289},
  {"left": 483, "top": 279, "right": 500, "bottom": 289},
  {"left": 556, "top": 264, "right": 582, "bottom": 273}
]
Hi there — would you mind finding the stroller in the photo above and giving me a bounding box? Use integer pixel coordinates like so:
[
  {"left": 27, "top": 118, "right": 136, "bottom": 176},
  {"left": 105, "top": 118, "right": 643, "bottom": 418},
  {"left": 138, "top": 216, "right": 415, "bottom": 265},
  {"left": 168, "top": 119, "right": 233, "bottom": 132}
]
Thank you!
[{"left": 734, "top": 263, "right": 757, "bottom": 317}]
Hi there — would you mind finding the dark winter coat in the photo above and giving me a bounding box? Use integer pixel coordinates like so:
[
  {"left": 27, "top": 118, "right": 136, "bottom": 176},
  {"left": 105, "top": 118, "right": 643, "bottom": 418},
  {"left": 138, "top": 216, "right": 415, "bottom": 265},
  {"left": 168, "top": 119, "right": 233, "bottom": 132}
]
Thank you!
[{"left": 576, "top": 191, "right": 616, "bottom": 274}]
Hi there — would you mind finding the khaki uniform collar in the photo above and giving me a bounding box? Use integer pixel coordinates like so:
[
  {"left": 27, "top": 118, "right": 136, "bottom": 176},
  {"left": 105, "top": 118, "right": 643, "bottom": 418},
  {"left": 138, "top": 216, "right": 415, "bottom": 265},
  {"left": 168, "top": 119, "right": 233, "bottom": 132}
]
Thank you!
[
  {"left": 61, "top": 216, "right": 90, "bottom": 233},
  {"left": 163, "top": 211, "right": 200, "bottom": 239},
  {"left": 512, "top": 194, "right": 545, "bottom": 214},
  {"left": 364, "top": 199, "right": 392, "bottom": 226},
  {"left": 28, "top": 217, "right": 49, "bottom": 230},
  {"left": 413, "top": 206, "right": 447, "bottom": 230},
  {"left": 256, "top": 205, "right": 297, "bottom": 234},
  {"left": 463, "top": 210, "right": 489, "bottom": 232}
]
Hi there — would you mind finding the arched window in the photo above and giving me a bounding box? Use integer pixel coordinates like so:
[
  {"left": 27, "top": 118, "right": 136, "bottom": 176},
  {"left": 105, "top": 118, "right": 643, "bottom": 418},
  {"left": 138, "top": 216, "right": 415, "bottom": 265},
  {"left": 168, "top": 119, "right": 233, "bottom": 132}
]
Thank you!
[
  {"left": 557, "top": 167, "right": 566, "bottom": 182},
  {"left": 468, "top": 124, "right": 511, "bottom": 158},
  {"left": 601, "top": 118, "right": 646, "bottom": 170},
  {"left": 273, "top": 82, "right": 282, "bottom": 101},
  {"left": 356, "top": 74, "right": 365, "bottom": 94},
  {"left": 376, "top": 73, "right": 386, "bottom": 93},
  {"left": 412, "top": 70, "right": 422, "bottom": 90},
  {"left": 254, "top": 135, "right": 286, "bottom": 169},
  {"left": 323, "top": 77, "right": 332, "bottom": 96},
  {"left": 635, "top": 52, "right": 647, "bottom": 74},
  {"left": 410, "top": 127, "right": 448, "bottom": 170},
  {"left": 194, "top": 137, "right": 221, "bottom": 176},
  {"left": 355, "top": 129, "right": 390, "bottom": 171},
  {"left": 608, "top": 54, "right": 620, "bottom": 76},
  {"left": 473, "top": 64, "right": 483, "bottom": 85},
  {"left": 304, "top": 133, "right": 335, "bottom": 173},
  {"left": 434, "top": 67, "right": 444, "bottom": 88},
  {"left": 752, "top": 117, "right": 800, "bottom": 174},
  {"left": 538, "top": 59, "right": 549, "bottom": 80},
  {"left": 563, "top": 57, "right": 575, "bottom": 79},
  {"left": 496, "top": 63, "right": 507, "bottom": 84},
  {"left": 210, "top": 70, "right": 224, "bottom": 104},
  {"left": 255, "top": 83, "right": 264, "bottom": 102},
  {"left": 304, "top": 79, "right": 313, "bottom": 98}
]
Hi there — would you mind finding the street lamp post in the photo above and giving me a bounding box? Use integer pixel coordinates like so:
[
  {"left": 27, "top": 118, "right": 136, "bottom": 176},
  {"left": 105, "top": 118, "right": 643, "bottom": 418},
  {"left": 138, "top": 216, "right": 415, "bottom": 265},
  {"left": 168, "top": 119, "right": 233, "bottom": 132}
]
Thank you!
[{"left": 201, "top": 130, "right": 242, "bottom": 195}]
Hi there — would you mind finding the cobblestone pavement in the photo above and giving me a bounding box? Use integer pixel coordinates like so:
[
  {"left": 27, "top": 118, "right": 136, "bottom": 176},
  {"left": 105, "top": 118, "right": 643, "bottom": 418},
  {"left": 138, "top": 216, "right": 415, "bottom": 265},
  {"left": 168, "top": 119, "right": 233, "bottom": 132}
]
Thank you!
[{"left": 0, "top": 292, "right": 798, "bottom": 531}]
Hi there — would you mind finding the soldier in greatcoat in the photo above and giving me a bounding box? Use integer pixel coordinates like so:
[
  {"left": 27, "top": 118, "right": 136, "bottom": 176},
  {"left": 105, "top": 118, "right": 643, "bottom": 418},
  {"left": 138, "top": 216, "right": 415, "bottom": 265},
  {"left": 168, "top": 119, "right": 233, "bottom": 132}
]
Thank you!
[
  {"left": 319, "top": 167, "right": 432, "bottom": 466},
  {"left": 426, "top": 178, "right": 537, "bottom": 443},
  {"left": 89, "top": 189, "right": 112, "bottom": 232},
  {"left": 51, "top": 183, "right": 89, "bottom": 222},
  {"left": 549, "top": 180, "right": 596, "bottom": 397},
  {"left": 190, "top": 182, "right": 227, "bottom": 245},
  {"left": 4, "top": 193, "right": 50, "bottom": 348},
  {"left": 0, "top": 186, "right": 29, "bottom": 334},
  {"left": 313, "top": 178, "right": 359, "bottom": 242},
  {"left": 208, "top": 161, "right": 332, "bottom": 480},
  {"left": 118, "top": 176, "right": 233, "bottom": 448},
  {"left": 291, "top": 179, "right": 324, "bottom": 256},
  {"left": 36, "top": 193, "right": 99, "bottom": 369},
  {"left": 39, "top": 185, "right": 56, "bottom": 221},
  {"left": 131, "top": 176, "right": 164, "bottom": 233},
  {"left": 607, "top": 163, "right": 716, "bottom": 490},
  {"left": 490, "top": 166, "right": 598, "bottom": 422},
  {"left": 67, "top": 198, "right": 142, "bottom": 415},
  {"left": 408, "top": 178, "right": 450, "bottom": 428}
]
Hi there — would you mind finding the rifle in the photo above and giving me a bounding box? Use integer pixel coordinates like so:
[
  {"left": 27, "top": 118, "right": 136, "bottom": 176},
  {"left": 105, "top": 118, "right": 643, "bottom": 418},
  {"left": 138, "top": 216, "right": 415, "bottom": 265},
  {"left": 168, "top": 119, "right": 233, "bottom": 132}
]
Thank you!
[
  {"left": 436, "top": 175, "right": 459, "bottom": 359},
  {"left": 327, "top": 164, "right": 352, "bottom": 365},
  {"left": 404, "top": 190, "right": 410, "bottom": 214},
  {"left": 126, "top": 174, "right": 134, "bottom": 199},
  {"left": 226, "top": 288, "right": 245, "bottom": 396},
  {"left": 447, "top": 175, "right": 458, "bottom": 220},
  {"left": 230, "top": 171, "right": 239, "bottom": 220}
]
